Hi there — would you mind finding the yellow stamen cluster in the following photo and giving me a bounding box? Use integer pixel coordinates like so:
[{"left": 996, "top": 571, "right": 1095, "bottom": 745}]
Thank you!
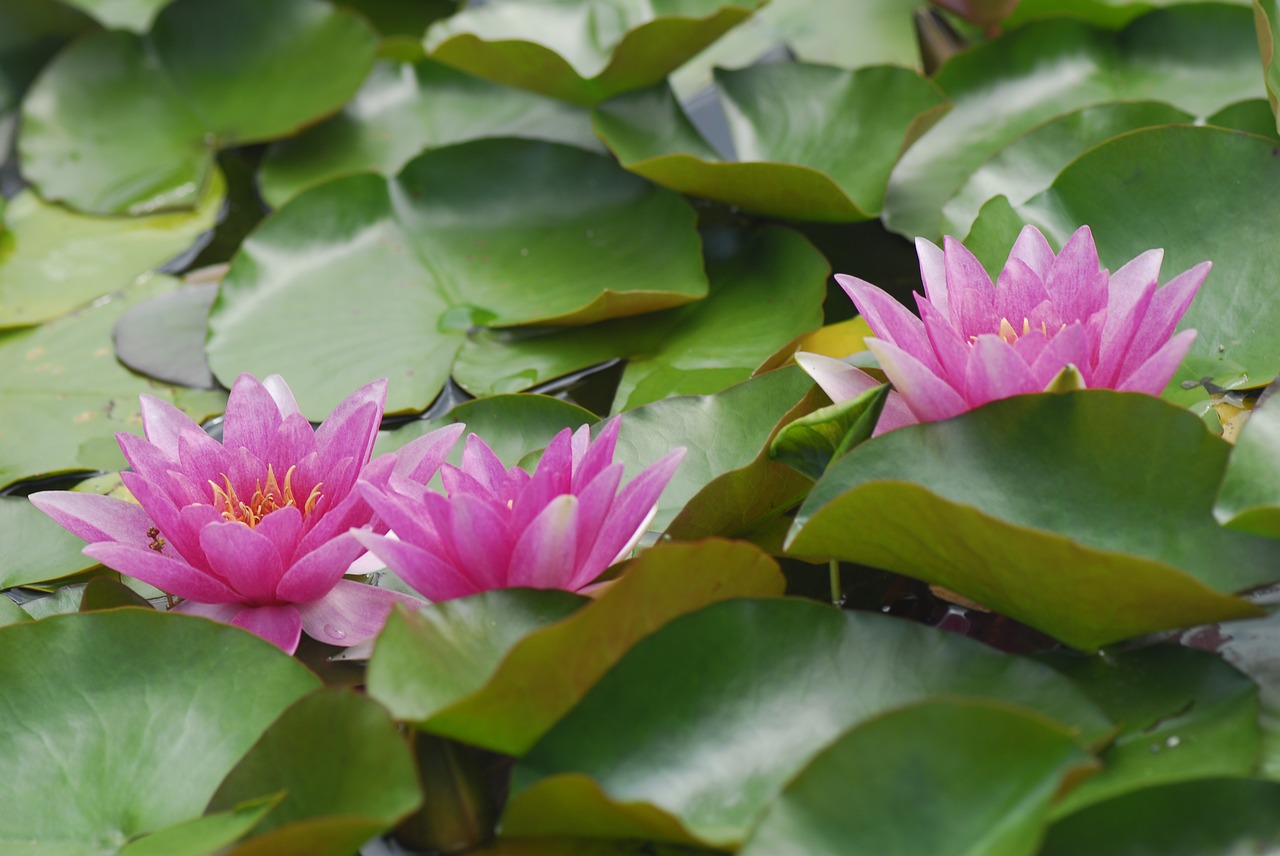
[{"left": 209, "top": 465, "right": 322, "bottom": 528}]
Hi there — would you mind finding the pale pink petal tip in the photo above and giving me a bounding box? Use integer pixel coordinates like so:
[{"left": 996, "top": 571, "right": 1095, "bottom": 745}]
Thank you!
[
  {"left": 795, "top": 352, "right": 884, "bottom": 403},
  {"left": 297, "top": 578, "right": 423, "bottom": 647}
]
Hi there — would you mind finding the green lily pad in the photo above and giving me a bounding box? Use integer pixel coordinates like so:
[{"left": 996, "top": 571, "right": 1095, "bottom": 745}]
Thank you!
[
  {"left": 1040, "top": 645, "right": 1260, "bottom": 817},
  {"left": 208, "top": 689, "right": 422, "bottom": 856},
  {"left": 999, "top": 125, "right": 1280, "bottom": 400},
  {"left": 607, "top": 366, "right": 815, "bottom": 531},
  {"left": 0, "top": 609, "right": 319, "bottom": 853},
  {"left": 370, "top": 539, "right": 784, "bottom": 755},
  {"left": 0, "top": 0, "right": 98, "bottom": 149},
  {"left": 939, "top": 100, "right": 1192, "bottom": 237},
  {"left": 19, "top": 0, "right": 377, "bottom": 214},
  {"left": 208, "top": 139, "right": 707, "bottom": 420},
  {"left": 452, "top": 225, "right": 827, "bottom": 410},
  {"left": 768, "top": 383, "right": 888, "bottom": 481},
  {"left": 117, "top": 798, "right": 279, "bottom": 856},
  {"left": 884, "top": 4, "right": 1263, "bottom": 239},
  {"left": 0, "top": 595, "right": 31, "bottom": 627},
  {"left": 0, "top": 274, "right": 229, "bottom": 489},
  {"left": 424, "top": 0, "right": 763, "bottom": 106},
  {"left": 0, "top": 495, "right": 100, "bottom": 587},
  {"left": 113, "top": 281, "right": 217, "bottom": 388},
  {"left": 0, "top": 168, "right": 223, "bottom": 328},
  {"left": 1215, "top": 381, "right": 1280, "bottom": 536},
  {"left": 670, "top": 0, "right": 925, "bottom": 96},
  {"left": 788, "top": 392, "right": 1279, "bottom": 651},
  {"left": 1206, "top": 98, "right": 1280, "bottom": 137},
  {"left": 1005, "top": 0, "right": 1251, "bottom": 29},
  {"left": 59, "top": 0, "right": 175, "bottom": 30},
  {"left": 739, "top": 699, "right": 1096, "bottom": 856},
  {"left": 1040, "top": 778, "right": 1280, "bottom": 855},
  {"left": 505, "top": 598, "right": 1110, "bottom": 848},
  {"left": 258, "top": 59, "right": 606, "bottom": 209},
  {"left": 593, "top": 64, "right": 943, "bottom": 222}
]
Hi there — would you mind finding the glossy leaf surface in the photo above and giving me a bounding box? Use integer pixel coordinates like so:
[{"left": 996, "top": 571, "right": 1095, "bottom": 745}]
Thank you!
[
  {"left": 507, "top": 598, "right": 1109, "bottom": 847},
  {"left": 788, "top": 392, "right": 1279, "bottom": 650}
]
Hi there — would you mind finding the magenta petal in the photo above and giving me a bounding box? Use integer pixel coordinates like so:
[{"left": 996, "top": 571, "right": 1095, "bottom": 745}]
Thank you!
[
  {"left": 350, "top": 530, "right": 481, "bottom": 601},
  {"left": 579, "top": 449, "right": 684, "bottom": 582},
  {"left": 573, "top": 463, "right": 624, "bottom": 562},
  {"left": 199, "top": 522, "right": 283, "bottom": 603},
  {"left": 1094, "top": 280, "right": 1156, "bottom": 388},
  {"left": 508, "top": 494, "right": 579, "bottom": 588},
  {"left": 222, "top": 374, "right": 284, "bottom": 457},
  {"left": 358, "top": 483, "right": 440, "bottom": 549},
  {"left": 794, "top": 353, "right": 884, "bottom": 403},
  {"left": 315, "top": 378, "right": 387, "bottom": 467},
  {"left": 943, "top": 237, "right": 997, "bottom": 336},
  {"left": 1006, "top": 225, "right": 1055, "bottom": 280},
  {"left": 1120, "top": 261, "right": 1210, "bottom": 379},
  {"left": 459, "top": 431, "right": 516, "bottom": 496},
  {"left": 84, "top": 542, "right": 242, "bottom": 603},
  {"left": 1118, "top": 329, "right": 1197, "bottom": 395},
  {"left": 513, "top": 430, "right": 575, "bottom": 530},
  {"left": 269, "top": 414, "right": 318, "bottom": 473},
  {"left": 573, "top": 419, "right": 619, "bottom": 492},
  {"left": 837, "top": 275, "right": 941, "bottom": 374},
  {"left": 275, "top": 531, "right": 365, "bottom": 603},
  {"left": 389, "top": 423, "right": 466, "bottom": 483},
  {"left": 1044, "top": 225, "right": 1108, "bottom": 322},
  {"left": 116, "top": 431, "right": 179, "bottom": 487},
  {"left": 118, "top": 471, "right": 202, "bottom": 563},
  {"left": 447, "top": 494, "right": 515, "bottom": 589},
  {"left": 916, "top": 297, "right": 969, "bottom": 387},
  {"left": 1028, "top": 323, "right": 1091, "bottom": 389},
  {"left": 915, "top": 237, "right": 949, "bottom": 320},
  {"left": 139, "top": 395, "right": 202, "bottom": 458},
  {"left": 29, "top": 491, "right": 154, "bottom": 546},
  {"left": 295, "top": 484, "right": 373, "bottom": 556},
  {"left": 232, "top": 605, "right": 303, "bottom": 654},
  {"left": 964, "top": 335, "right": 1042, "bottom": 407},
  {"left": 866, "top": 339, "right": 969, "bottom": 422},
  {"left": 255, "top": 506, "right": 304, "bottom": 567},
  {"left": 178, "top": 426, "right": 234, "bottom": 484},
  {"left": 297, "top": 579, "right": 423, "bottom": 646}
]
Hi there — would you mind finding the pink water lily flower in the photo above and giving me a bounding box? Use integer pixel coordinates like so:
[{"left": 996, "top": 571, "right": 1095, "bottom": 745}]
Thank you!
[
  {"left": 31, "top": 374, "right": 464, "bottom": 654},
  {"left": 798, "top": 225, "right": 1209, "bottom": 433},
  {"left": 353, "top": 419, "right": 684, "bottom": 600}
]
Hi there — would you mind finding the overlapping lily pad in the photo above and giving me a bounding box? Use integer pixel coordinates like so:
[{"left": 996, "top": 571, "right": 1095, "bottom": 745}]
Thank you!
[
  {"left": 0, "top": 169, "right": 223, "bottom": 328},
  {"left": 593, "top": 64, "right": 943, "bottom": 222},
  {"left": 370, "top": 539, "right": 784, "bottom": 754},
  {"left": 739, "top": 700, "right": 1096, "bottom": 856},
  {"left": 206, "top": 139, "right": 707, "bottom": 419},
  {"left": 1006, "top": 0, "right": 1251, "bottom": 30},
  {"left": 0, "top": 496, "right": 98, "bottom": 588},
  {"left": 939, "top": 101, "right": 1191, "bottom": 237},
  {"left": 788, "top": 392, "right": 1280, "bottom": 651},
  {"left": 19, "top": 0, "right": 377, "bottom": 214},
  {"left": 258, "top": 59, "right": 605, "bottom": 209},
  {"left": 505, "top": 598, "right": 1110, "bottom": 847},
  {"left": 423, "top": 0, "right": 763, "bottom": 106},
  {"left": 0, "top": 609, "right": 319, "bottom": 853},
  {"left": 0, "top": 273, "right": 228, "bottom": 488},
  {"left": 994, "top": 125, "right": 1280, "bottom": 400},
  {"left": 1215, "top": 380, "right": 1280, "bottom": 536},
  {"left": 208, "top": 689, "right": 422, "bottom": 856},
  {"left": 884, "top": 4, "right": 1263, "bottom": 238},
  {"left": 452, "top": 225, "right": 827, "bottom": 409}
]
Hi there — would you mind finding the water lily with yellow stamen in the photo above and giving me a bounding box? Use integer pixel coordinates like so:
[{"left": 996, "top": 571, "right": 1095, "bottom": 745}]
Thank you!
[
  {"left": 797, "top": 224, "right": 1209, "bottom": 433},
  {"left": 30, "top": 373, "right": 464, "bottom": 654}
]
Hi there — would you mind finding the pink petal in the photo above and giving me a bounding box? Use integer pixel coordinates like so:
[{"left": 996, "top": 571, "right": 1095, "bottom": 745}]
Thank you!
[
  {"left": 297, "top": 578, "right": 423, "bottom": 646},
  {"left": 118, "top": 471, "right": 203, "bottom": 564},
  {"left": 579, "top": 449, "right": 684, "bottom": 583},
  {"left": 199, "top": 522, "right": 284, "bottom": 603},
  {"left": 294, "top": 482, "right": 373, "bottom": 556},
  {"left": 388, "top": 423, "right": 467, "bottom": 483},
  {"left": 573, "top": 419, "right": 618, "bottom": 492},
  {"left": 116, "top": 431, "right": 179, "bottom": 487},
  {"left": 83, "top": 542, "right": 242, "bottom": 603},
  {"left": 357, "top": 482, "right": 441, "bottom": 552},
  {"left": 256, "top": 505, "right": 304, "bottom": 567},
  {"left": 866, "top": 339, "right": 969, "bottom": 422},
  {"left": 915, "top": 297, "right": 969, "bottom": 387},
  {"left": 441, "top": 464, "right": 497, "bottom": 503},
  {"left": 171, "top": 600, "right": 242, "bottom": 624},
  {"left": 459, "top": 432, "right": 516, "bottom": 496},
  {"left": 994, "top": 258, "right": 1051, "bottom": 323},
  {"left": 1006, "top": 225, "right": 1055, "bottom": 281},
  {"left": 447, "top": 493, "right": 516, "bottom": 589},
  {"left": 222, "top": 374, "right": 284, "bottom": 457},
  {"left": 1120, "top": 261, "right": 1210, "bottom": 379},
  {"left": 1094, "top": 279, "right": 1157, "bottom": 388},
  {"left": 1028, "top": 323, "right": 1091, "bottom": 389},
  {"left": 836, "top": 275, "right": 942, "bottom": 374},
  {"left": 178, "top": 426, "right": 234, "bottom": 483},
  {"left": 508, "top": 494, "right": 579, "bottom": 589},
  {"left": 275, "top": 531, "right": 366, "bottom": 603},
  {"left": 262, "top": 374, "right": 302, "bottom": 418},
  {"left": 268, "top": 413, "right": 318, "bottom": 474},
  {"left": 572, "top": 462, "right": 624, "bottom": 566},
  {"left": 942, "top": 237, "right": 997, "bottom": 337},
  {"left": 139, "top": 395, "right": 202, "bottom": 459},
  {"left": 315, "top": 378, "right": 388, "bottom": 473},
  {"left": 1118, "top": 328, "right": 1198, "bottom": 395},
  {"left": 512, "top": 429, "right": 574, "bottom": 531},
  {"left": 350, "top": 530, "right": 482, "bottom": 601},
  {"left": 964, "top": 334, "right": 1043, "bottom": 407},
  {"left": 28, "top": 491, "right": 155, "bottom": 546},
  {"left": 872, "top": 392, "right": 919, "bottom": 435},
  {"left": 915, "top": 237, "right": 949, "bottom": 320},
  {"left": 794, "top": 353, "right": 884, "bottom": 402},
  {"left": 232, "top": 605, "right": 303, "bottom": 654},
  {"left": 1044, "top": 225, "right": 1108, "bottom": 323}
]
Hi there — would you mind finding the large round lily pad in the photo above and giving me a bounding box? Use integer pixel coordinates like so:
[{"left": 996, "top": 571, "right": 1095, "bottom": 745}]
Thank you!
[
  {"left": 0, "top": 609, "right": 319, "bottom": 853},
  {"left": 206, "top": 138, "right": 708, "bottom": 419},
  {"left": 787, "top": 391, "right": 1280, "bottom": 651},
  {"left": 19, "top": 0, "right": 377, "bottom": 214}
]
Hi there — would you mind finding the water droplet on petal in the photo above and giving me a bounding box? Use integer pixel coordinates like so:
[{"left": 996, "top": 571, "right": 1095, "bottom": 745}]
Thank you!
[
  {"left": 323, "top": 624, "right": 347, "bottom": 641},
  {"left": 1165, "top": 735, "right": 1181, "bottom": 749}
]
